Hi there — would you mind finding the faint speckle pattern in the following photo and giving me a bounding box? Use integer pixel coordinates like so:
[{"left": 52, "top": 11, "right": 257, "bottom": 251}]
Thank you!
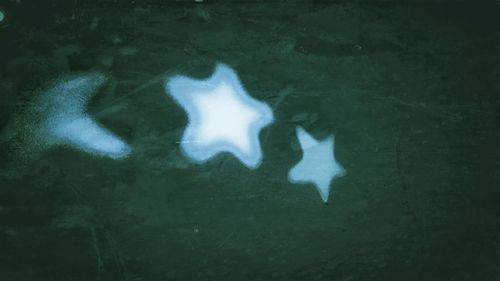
[{"left": 1, "top": 73, "right": 131, "bottom": 162}]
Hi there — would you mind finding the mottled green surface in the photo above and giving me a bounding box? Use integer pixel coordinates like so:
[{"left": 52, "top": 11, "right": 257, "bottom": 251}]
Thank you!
[{"left": 1, "top": 1, "right": 499, "bottom": 280}]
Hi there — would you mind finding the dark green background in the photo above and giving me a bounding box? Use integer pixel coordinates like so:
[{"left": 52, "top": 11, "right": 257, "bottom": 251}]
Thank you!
[{"left": 1, "top": 1, "right": 499, "bottom": 280}]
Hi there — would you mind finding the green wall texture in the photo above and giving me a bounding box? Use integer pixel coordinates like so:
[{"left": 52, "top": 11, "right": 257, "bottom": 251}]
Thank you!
[{"left": 0, "top": 1, "right": 499, "bottom": 280}]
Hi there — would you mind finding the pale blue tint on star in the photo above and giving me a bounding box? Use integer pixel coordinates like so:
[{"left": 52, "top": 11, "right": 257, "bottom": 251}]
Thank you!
[
  {"left": 165, "top": 63, "right": 274, "bottom": 169},
  {"left": 39, "top": 73, "right": 131, "bottom": 159},
  {"left": 288, "top": 126, "right": 345, "bottom": 202}
]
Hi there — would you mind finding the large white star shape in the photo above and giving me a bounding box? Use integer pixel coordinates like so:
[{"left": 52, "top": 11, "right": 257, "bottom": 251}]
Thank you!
[
  {"left": 288, "top": 126, "right": 345, "bottom": 202},
  {"left": 165, "top": 63, "right": 274, "bottom": 169}
]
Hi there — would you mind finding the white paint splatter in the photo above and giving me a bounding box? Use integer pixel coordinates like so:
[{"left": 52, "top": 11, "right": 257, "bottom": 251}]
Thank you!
[
  {"left": 288, "top": 126, "right": 345, "bottom": 202},
  {"left": 2, "top": 72, "right": 130, "bottom": 162},
  {"left": 165, "top": 63, "right": 274, "bottom": 169}
]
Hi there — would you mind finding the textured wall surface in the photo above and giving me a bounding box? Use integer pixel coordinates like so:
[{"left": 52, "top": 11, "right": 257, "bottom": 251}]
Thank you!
[{"left": 0, "top": 1, "right": 499, "bottom": 280}]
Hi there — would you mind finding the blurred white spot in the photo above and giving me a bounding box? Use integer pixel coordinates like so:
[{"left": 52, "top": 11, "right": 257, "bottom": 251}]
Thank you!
[
  {"left": 1, "top": 73, "right": 131, "bottom": 160},
  {"left": 89, "top": 16, "right": 100, "bottom": 30},
  {"left": 165, "top": 63, "right": 274, "bottom": 169},
  {"left": 39, "top": 73, "right": 131, "bottom": 159},
  {"left": 118, "top": 47, "right": 138, "bottom": 56}
]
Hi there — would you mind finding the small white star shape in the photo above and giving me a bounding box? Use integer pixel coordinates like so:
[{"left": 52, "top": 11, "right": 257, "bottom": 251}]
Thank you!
[{"left": 288, "top": 126, "right": 345, "bottom": 202}]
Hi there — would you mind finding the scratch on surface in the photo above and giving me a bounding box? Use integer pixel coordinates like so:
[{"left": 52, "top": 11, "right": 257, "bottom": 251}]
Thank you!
[
  {"left": 91, "top": 226, "right": 104, "bottom": 281},
  {"left": 94, "top": 61, "right": 204, "bottom": 117},
  {"left": 95, "top": 71, "right": 169, "bottom": 115},
  {"left": 263, "top": 85, "right": 294, "bottom": 143},
  {"left": 270, "top": 85, "right": 294, "bottom": 111},
  {"left": 373, "top": 95, "right": 462, "bottom": 121},
  {"left": 215, "top": 230, "right": 236, "bottom": 250},
  {"left": 68, "top": 183, "right": 131, "bottom": 281},
  {"left": 104, "top": 230, "right": 131, "bottom": 281}
]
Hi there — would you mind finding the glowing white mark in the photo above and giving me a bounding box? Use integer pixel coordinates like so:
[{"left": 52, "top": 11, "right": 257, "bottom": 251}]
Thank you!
[
  {"left": 3, "top": 73, "right": 131, "bottom": 160},
  {"left": 165, "top": 63, "right": 274, "bottom": 169},
  {"left": 0, "top": 10, "right": 4, "bottom": 22},
  {"left": 38, "top": 73, "right": 131, "bottom": 159},
  {"left": 49, "top": 116, "right": 130, "bottom": 158},
  {"left": 288, "top": 126, "right": 345, "bottom": 202}
]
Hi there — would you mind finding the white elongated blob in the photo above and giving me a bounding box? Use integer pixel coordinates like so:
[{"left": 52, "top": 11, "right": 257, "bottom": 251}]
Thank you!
[
  {"left": 2, "top": 72, "right": 130, "bottom": 161},
  {"left": 165, "top": 63, "right": 274, "bottom": 169},
  {"left": 288, "top": 126, "right": 345, "bottom": 202},
  {"left": 39, "top": 73, "right": 130, "bottom": 159},
  {"left": 50, "top": 116, "right": 130, "bottom": 158}
]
